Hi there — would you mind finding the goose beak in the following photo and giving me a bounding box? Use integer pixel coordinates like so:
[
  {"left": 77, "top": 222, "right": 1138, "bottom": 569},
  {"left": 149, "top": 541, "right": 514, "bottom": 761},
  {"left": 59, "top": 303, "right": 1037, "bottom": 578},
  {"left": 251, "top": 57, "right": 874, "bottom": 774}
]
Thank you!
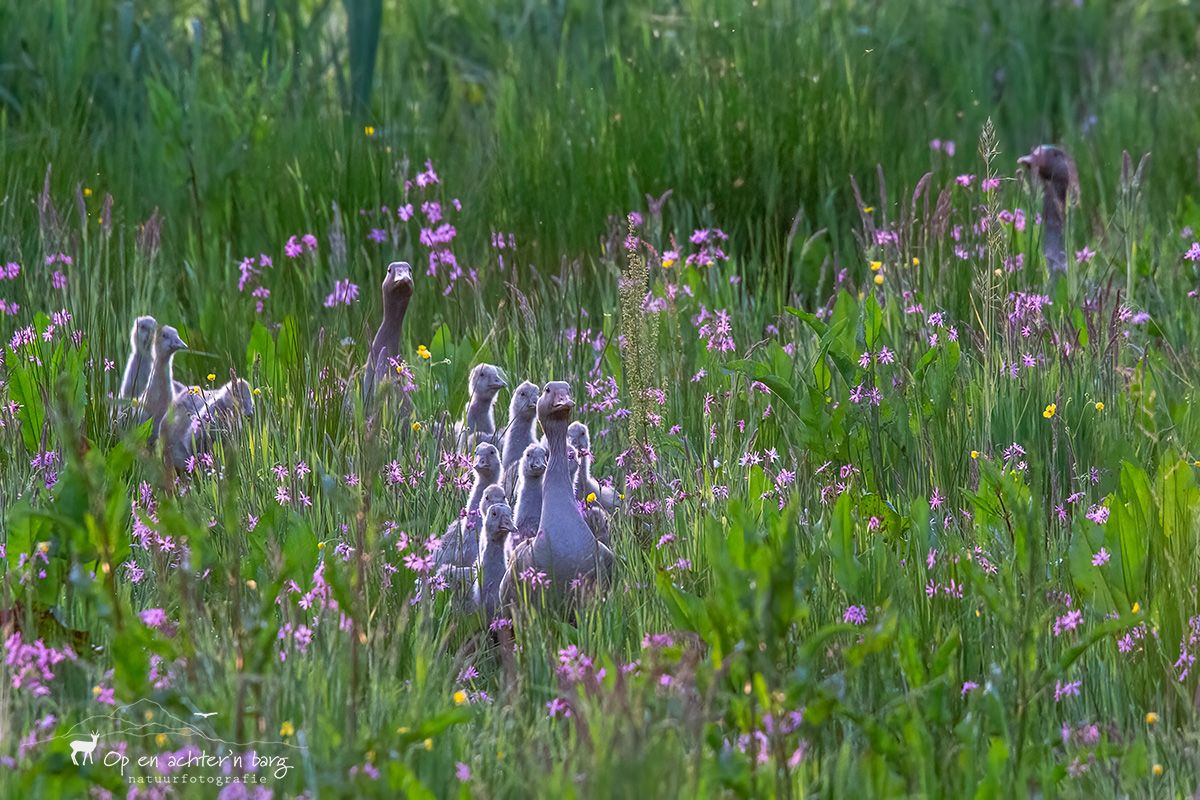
[
  {"left": 389, "top": 262, "right": 413, "bottom": 287},
  {"left": 551, "top": 393, "right": 573, "bottom": 413}
]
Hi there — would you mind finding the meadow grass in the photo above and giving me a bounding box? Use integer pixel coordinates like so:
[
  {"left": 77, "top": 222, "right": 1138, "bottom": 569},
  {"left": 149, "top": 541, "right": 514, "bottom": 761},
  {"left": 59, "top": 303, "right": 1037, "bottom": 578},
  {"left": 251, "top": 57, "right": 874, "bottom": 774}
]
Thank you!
[{"left": 3, "top": 0, "right": 1200, "bottom": 797}]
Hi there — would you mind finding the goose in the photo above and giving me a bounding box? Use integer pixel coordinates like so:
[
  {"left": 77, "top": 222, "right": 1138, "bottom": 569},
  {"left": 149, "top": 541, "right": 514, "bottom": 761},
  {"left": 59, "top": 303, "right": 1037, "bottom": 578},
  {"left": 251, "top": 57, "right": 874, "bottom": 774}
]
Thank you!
[
  {"left": 500, "top": 382, "right": 614, "bottom": 608},
  {"left": 509, "top": 442, "right": 548, "bottom": 560},
  {"left": 566, "top": 446, "right": 611, "bottom": 548},
  {"left": 500, "top": 381, "right": 540, "bottom": 498},
  {"left": 454, "top": 364, "right": 506, "bottom": 450},
  {"left": 362, "top": 261, "right": 414, "bottom": 405},
  {"left": 474, "top": 501, "right": 515, "bottom": 621},
  {"left": 1017, "top": 145, "right": 1078, "bottom": 275},
  {"left": 138, "top": 325, "right": 188, "bottom": 444},
  {"left": 478, "top": 483, "right": 507, "bottom": 519},
  {"left": 165, "top": 378, "right": 255, "bottom": 469},
  {"left": 435, "top": 441, "right": 501, "bottom": 570},
  {"left": 566, "top": 421, "right": 618, "bottom": 511}
]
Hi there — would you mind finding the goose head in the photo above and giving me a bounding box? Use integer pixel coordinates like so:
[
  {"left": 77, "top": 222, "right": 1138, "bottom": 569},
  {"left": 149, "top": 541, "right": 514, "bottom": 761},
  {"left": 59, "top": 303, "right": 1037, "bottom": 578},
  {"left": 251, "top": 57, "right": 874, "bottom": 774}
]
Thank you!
[
  {"left": 231, "top": 378, "right": 255, "bottom": 416},
  {"left": 132, "top": 316, "right": 158, "bottom": 352},
  {"left": 479, "top": 483, "right": 506, "bottom": 517},
  {"left": 509, "top": 380, "right": 540, "bottom": 421},
  {"left": 1017, "top": 145, "right": 1078, "bottom": 201},
  {"left": 470, "top": 363, "right": 507, "bottom": 400},
  {"left": 383, "top": 261, "right": 414, "bottom": 299},
  {"left": 483, "top": 501, "right": 515, "bottom": 543},
  {"left": 155, "top": 325, "right": 188, "bottom": 358},
  {"left": 537, "top": 381, "right": 574, "bottom": 428},
  {"left": 472, "top": 441, "right": 501, "bottom": 481},
  {"left": 521, "top": 443, "right": 548, "bottom": 478},
  {"left": 566, "top": 420, "right": 591, "bottom": 455}
]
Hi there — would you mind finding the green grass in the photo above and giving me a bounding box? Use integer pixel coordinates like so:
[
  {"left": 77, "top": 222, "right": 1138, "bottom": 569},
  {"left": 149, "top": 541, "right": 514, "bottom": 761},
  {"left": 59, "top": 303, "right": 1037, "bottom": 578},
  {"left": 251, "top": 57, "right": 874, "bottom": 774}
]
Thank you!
[{"left": 3, "top": 0, "right": 1200, "bottom": 797}]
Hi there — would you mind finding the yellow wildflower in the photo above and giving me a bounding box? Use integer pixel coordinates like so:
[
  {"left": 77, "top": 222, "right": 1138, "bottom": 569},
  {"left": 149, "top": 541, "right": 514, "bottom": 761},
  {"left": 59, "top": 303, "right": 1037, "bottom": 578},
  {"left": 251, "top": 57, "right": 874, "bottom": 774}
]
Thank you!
[
  {"left": 586, "top": 492, "right": 597, "bottom": 504},
  {"left": 417, "top": 345, "right": 431, "bottom": 360},
  {"left": 1145, "top": 711, "right": 1159, "bottom": 725},
  {"left": 862, "top": 206, "right": 874, "bottom": 213},
  {"left": 207, "top": 373, "right": 216, "bottom": 382},
  {"left": 317, "top": 541, "right": 325, "bottom": 551},
  {"left": 1094, "top": 401, "right": 1104, "bottom": 411},
  {"left": 156, "top": 734, "right": 167, "bottom": 747},
  {"left": 423, "top": 738, "right": 433, "bottom": 751},
  {"left": 873, "top": 274, "right": 884, "bottom": 286},
  {"left": 912, "top": 257, "right": 920, "bottom": 266},
  {"left": 280, "top": 721, "right": 294, "bottom": 737},
  {"left": 1043, "top": 403, "right": 1056, "bottom": 419},
  {"left": 453, "top": 690, "right": 467, "bottom": 706},
  {"left": 869, "top": 260, "right": 882, "bottom": 272},
  {"left": 411, "top": 421, "right": 422, "bottom": 432},
  {"left": 364, "top": 126, "right": 376, "bottom": 137},
  {"left": 92, "top": 685, "right": 102, "bottom": 697},
  {"left": 1132, "top": 602, "right": 1141, "bottom": 614},
  {"left": 970, "top": 450, "right": 980, "bottom": 460},
  {"left": 1153, "top": 764, "right": 1164, "bottom": 776},
  {"left": 83, "top": 187, "right": 93, "bottom": 198}
]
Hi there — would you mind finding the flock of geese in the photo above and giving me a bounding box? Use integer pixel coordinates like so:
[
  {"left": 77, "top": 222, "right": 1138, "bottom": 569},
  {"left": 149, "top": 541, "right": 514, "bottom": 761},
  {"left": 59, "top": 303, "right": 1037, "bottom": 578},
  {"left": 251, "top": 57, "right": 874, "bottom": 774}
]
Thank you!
[
  {"left": 115, "top": 142, "right": 1074, "bottom": 619},
  {"left": 120, "top": 260, "right": 616, "bottom": 618}
]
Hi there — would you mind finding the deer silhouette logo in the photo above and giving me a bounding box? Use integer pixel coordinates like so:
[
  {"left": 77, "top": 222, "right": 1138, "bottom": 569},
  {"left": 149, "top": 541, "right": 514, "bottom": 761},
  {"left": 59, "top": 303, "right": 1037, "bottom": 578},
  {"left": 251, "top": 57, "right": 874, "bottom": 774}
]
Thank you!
[{"left": 70, "top": 732, "right": 99, "bottom": 765}]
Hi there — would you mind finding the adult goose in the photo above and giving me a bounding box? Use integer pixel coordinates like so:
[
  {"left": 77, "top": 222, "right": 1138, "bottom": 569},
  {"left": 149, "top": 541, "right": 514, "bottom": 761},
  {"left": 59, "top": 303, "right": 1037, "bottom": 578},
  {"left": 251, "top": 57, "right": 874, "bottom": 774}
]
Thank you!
[
  {"left": 500, "top": 382, "right": 614, "bottom": 608},
  {"left": 362, "top": 261, "right": 414, "bottom": 406},
  {"left": 1017, "top": 145, "right": 1078, "bottom": 275}
]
